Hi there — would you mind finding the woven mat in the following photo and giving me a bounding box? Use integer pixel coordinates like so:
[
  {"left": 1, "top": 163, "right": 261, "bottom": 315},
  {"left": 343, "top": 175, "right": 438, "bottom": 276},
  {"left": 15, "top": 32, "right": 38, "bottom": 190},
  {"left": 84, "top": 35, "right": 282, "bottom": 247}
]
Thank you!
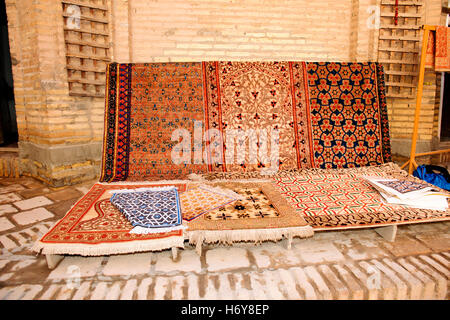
[
  {"left": 32, "top": 183, "right": 187, "bottom": 256},
  {"left": 270, "top": 164, "right": 450, "bottom": 230},
  {"left": 186, "top": 181, "right": 313, "bottom": 247}
]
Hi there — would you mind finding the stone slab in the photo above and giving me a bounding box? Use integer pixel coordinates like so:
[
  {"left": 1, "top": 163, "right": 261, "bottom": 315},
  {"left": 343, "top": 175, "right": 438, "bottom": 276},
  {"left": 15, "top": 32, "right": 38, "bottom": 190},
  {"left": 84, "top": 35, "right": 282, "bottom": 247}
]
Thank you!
[
  {"left": 12, "top": 207, "right": 54, "bottom": 225},
  {"left": 13, "top": 196, "right": 53, "bottom": 211},
  {"left": 0, "top": 217, "right": 15, "bottom": 232}
]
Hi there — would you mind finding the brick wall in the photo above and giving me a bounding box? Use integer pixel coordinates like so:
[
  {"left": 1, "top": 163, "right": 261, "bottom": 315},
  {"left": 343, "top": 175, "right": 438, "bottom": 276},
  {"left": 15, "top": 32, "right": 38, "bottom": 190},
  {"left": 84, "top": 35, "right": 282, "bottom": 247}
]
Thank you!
[
  {"left": 5, "top": 0, "right": 105, "bottom": 186},
  {"left": 113, "top": 0, "right": 373, "bottom": 62},
  {"left": 387, "top": 0, "right": 446, "bottom": 156},
  {"left": 4, "top": 0, "right": 446, "bottom": 186}
]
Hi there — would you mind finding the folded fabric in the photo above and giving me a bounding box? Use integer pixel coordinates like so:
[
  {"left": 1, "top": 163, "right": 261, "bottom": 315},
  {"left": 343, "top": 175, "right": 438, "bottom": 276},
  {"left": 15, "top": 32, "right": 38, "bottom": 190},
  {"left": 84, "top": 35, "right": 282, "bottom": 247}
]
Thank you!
[
  {"left": 110, "top": 186, "right": 184, "bottom": 234},
  {"left": 180, "top": 185, "right": 243, "bottom": 221}
]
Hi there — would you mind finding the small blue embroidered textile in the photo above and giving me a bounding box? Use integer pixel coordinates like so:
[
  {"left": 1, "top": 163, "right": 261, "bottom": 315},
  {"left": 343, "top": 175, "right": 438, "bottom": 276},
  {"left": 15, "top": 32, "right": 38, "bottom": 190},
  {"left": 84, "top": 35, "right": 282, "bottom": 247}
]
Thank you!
[{"left": 110, "top": 187, "right": 182, "bottom": 231}]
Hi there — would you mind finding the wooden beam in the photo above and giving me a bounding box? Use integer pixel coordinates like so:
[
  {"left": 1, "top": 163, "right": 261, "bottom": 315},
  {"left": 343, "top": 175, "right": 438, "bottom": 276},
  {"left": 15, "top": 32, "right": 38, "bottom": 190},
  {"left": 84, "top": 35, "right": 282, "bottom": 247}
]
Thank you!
[
  {"left": 62, "top": 0, "right": 108, "bottom": 11},
  {"left": 65, "top": 53, "right": 111, "bottom": 62},
  {"left": 63, "top": 27, "right": 109, "bottom": 36},
  {"left": 408, "top": 26, "right": 431, "bottom": 174},
  {"left": 0, "top": 147, "right": 19, "bottom": 152},
  {"left": 62, "top": 13, "right": 109, "bottom": 24},
  {"left": 64, "top": 38, "right": 110, "bottom": 49},
  {"left": 414, "top": 148, "right": 450, "bottom": 157}
]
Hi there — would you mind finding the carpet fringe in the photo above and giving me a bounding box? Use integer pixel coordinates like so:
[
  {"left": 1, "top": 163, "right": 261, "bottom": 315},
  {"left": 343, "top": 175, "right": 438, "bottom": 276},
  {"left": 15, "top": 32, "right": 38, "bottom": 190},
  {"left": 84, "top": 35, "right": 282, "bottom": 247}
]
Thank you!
[
  {"left": 108, "top": 186, "right": 177, "bottom": 194},
  {"left": 187, "top": 225, "right": 314, "bottom": 254},
  {"left": 199, "top": 162, "right": 406, "bottom": 180},
  {"left": 130, "top": 225, "right": 187, "bottom": 234},
  {"left": 31, "top": 235, "right": 185, "bottom": 257}
]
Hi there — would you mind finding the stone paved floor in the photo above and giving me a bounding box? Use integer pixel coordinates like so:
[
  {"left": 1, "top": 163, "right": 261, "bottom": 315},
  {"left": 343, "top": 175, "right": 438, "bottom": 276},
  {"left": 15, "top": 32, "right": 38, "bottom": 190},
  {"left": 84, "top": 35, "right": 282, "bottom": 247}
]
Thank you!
[{"left": 0, "top": 176, "right": 449, "bottom": 300}]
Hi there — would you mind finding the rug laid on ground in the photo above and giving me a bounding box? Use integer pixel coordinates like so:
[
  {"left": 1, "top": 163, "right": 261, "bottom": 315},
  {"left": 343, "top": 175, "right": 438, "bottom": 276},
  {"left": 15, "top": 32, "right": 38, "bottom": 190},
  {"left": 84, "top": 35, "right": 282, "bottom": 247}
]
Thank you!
[
  {"left": 32, "top": 183, "right": 187, "bottom": 256},
  {"left": 186, "top": 182, "right": 314, "bottom": 249},
  {"left": 270, "top": 163, "right": 450, "bottom": 230},
  {"left": 110, "top": 186, "right": 184, "bottom": 234},
  {"left": 100, "top": 61, "right": 392, "bottom": 182}
]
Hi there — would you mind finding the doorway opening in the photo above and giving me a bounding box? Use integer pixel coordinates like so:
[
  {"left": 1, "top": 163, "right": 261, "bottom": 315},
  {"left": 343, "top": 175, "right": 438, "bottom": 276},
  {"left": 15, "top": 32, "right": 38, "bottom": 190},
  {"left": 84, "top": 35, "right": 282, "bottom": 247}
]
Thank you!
[
  {"left": 440, "top": 73, "right": 450, "bottom": 141},
  {"left": 0, "top": 0, "right": 18, "bottom": 149}
]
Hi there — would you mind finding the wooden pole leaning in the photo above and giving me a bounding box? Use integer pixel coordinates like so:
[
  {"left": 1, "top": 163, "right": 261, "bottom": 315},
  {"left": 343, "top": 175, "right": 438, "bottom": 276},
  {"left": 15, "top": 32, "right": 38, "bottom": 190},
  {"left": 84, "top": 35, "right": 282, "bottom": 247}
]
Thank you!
[{"left": 404, "top": 25, "right": 435, "bottom": 174}]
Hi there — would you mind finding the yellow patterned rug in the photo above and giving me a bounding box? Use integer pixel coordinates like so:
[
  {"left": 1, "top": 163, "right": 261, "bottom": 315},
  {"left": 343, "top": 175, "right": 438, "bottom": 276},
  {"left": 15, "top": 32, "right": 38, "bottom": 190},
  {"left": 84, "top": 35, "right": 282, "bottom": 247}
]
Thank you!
[{"left": 186, "top": 182, "right": 314, "bottom": 251}]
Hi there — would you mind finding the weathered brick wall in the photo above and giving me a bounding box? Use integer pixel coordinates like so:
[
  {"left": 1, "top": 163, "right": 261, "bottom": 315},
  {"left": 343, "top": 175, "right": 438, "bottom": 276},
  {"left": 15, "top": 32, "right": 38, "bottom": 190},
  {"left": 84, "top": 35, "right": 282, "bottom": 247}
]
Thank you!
[
  {"left": 4, "top": 0, "right": 446, "bottom": 185},
  {"left": 387, "top": 0, "right": 446, "bottom": 156},
  {"left": 112, "top": 0, "right": 379, "bottom": 62},
  {"left": 5, "top": 0, "right": 105, "bottom": 186}
]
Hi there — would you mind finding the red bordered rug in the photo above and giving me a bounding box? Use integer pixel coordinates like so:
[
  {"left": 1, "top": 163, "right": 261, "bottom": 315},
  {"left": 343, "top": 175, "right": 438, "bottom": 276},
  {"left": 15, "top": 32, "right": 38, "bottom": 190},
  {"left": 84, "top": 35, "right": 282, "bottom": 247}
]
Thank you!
[{"left": 32, "top": 183, "right": 187, "bottom": 256}]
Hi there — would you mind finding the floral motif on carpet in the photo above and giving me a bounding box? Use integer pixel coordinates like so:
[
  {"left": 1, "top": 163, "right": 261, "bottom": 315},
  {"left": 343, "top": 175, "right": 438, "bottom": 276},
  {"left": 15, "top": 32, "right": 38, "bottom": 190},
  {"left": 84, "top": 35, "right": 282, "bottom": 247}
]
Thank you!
[
  {"left": 203, "top": 61, "right": 313, "bottom": 173},
  {"left": 100, "top": 62, "right": 208, "bottom": 182},
  {"left": 305, "top": 62, "right": 391, "bottom": 168},
  {"left": 203, "top": 186, "right": 280, "bottom": 221},
  {"left": 36, "top": 183, "right": 186, "bottom": 246}
]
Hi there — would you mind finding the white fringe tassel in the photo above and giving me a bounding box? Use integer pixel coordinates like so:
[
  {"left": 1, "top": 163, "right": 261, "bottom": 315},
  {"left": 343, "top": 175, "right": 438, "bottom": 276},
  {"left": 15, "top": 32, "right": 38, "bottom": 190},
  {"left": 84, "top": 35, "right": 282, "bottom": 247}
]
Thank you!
[
  {"left": 31, "top": 236, "right": 185, "bottom": 257},
  {"left": 187, "top": 225, "right": 314, "bottom": 255},
  {"left": 130, "top": 224, "right": 187, "bottom": 234},
  {"left": 108, "top": 186, "right": 177, "bottom": 194}
]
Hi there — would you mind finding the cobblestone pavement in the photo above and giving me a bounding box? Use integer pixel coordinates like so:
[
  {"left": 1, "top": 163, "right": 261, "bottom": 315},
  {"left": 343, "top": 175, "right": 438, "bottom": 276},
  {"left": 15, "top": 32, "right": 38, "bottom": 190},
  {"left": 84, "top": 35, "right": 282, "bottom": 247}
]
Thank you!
[{"left": 0, "top": 176, "right": 449, "bottom": 300}]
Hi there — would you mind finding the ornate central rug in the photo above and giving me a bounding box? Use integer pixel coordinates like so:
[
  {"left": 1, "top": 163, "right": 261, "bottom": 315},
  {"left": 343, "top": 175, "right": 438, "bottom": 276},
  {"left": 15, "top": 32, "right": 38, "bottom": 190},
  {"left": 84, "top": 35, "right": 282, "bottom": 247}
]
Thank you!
[
  {"left": 32, "top": 183, "right": 187, "bottom": 256},
  {"left": 270, "top": 164, "right": 450, "bottom": 230}
]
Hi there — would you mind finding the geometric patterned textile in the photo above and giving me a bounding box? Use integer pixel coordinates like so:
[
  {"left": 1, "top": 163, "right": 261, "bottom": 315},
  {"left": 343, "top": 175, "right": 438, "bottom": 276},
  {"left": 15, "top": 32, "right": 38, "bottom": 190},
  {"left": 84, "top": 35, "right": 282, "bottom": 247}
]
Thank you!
[
  {"left": 186, "top": 182, "right": 311, "bottom": 232},
  {"left": 100, "top": 61, "right": 392, "bottom": 182},
  {"left": 375, "top": 179, "right": 430, "bottom": 194},
  {"left": 306, "top": 62, "right": 392, "bottom": 168},
  {"left": 180, "top": 185, "right": 239, "bottom": 221},
  {"left": 100, "top": 63, "right": 208, "bottom": 182},
  {"left": 273, "top": 174, "right": 392, "bottom": 217},
  {"left": 110, "top": 187, "right": 182, "bottom": 233},
  {"left": 203, "top": 186, "right": 281, "bottom": 221},
  {"left": 272, "top": 168, "right": 450, "bottom": 230},
  {"left": 32, "top": 183, "right": 186, "bottom": 256}
]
